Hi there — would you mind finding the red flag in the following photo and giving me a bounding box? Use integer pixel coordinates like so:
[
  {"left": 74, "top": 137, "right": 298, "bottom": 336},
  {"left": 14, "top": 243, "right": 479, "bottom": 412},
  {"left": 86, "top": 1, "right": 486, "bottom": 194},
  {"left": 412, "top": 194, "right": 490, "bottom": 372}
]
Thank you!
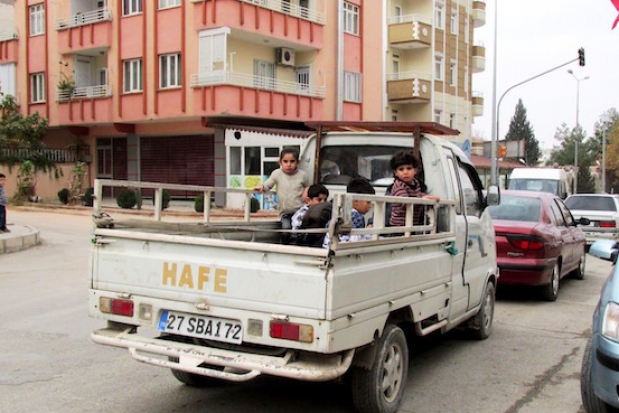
[{"left": 612, "top": 0, "right": 619, "bottom": 29}]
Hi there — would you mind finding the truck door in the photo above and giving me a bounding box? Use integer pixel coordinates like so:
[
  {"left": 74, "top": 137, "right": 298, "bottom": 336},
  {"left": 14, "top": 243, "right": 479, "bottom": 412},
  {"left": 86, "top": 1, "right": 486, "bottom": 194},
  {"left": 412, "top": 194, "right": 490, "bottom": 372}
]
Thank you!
[{"left": 447, "top": 154, "right": 491, "bottom": 312}]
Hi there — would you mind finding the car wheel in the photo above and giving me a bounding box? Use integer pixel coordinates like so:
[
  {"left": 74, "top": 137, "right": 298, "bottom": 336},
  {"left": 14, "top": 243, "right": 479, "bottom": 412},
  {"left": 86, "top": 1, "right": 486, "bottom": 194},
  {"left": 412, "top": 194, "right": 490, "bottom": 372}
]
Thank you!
[
  {"left": 572, "top": 251, "right": 586, "bottom": 280},
  {"left": 350, "top": 324, "right": 409, "bottom": 413},
  {"left": 541, "top": 262, "right": 560, "bottom": 301},
  {"left": 467, "top": 281, "right": 495, "bottom": 340},
  {"left": 581, "top": 337, "right": 617, "bottom": 413}
]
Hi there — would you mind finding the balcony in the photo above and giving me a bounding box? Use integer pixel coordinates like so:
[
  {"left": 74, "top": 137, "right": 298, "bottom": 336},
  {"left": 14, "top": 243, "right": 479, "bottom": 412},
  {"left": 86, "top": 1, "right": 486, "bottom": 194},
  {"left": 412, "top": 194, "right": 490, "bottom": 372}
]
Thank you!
[
  {"left": 57, "top": 84, "right": 112, "bottom": 102},
  {"left": 387, "top": 14, "right": 432, "bottom": 49},
  {"left": 386, "top": 71, "right": 432, "bottom": 103},
  {"left": 0, "top": 27, "right": 18, "bottom": 42},
  {"left": 472, "top": 91, "right": 484, "bottom": 117},
  {"left": 472, "top": 1, "right": 486, "bottom": 28},
  {"left": 237, "top": 0, "right": 325, "bottom": 25},
  {"left": 191, "top": 71, "right": 325, "bottom": 98},
  {"left": 472, "top": 42, "right": 486, "bottom": 73},
  {"left": 56, "top": 9, "right": 113, "bottom": 54},
  {"left": 0, "top": 27, "right": 19, "bottom": 63}
]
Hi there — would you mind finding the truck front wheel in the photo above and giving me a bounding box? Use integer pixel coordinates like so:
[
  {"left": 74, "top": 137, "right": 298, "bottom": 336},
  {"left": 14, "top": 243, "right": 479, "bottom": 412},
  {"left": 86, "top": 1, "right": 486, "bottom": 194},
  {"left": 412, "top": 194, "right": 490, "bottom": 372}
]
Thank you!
[
  {"left": 467, "top": 281, "right": 495, "bottom": 340},
  {"left": 350, "top": 324, "right": 409, "bottom": 413}
]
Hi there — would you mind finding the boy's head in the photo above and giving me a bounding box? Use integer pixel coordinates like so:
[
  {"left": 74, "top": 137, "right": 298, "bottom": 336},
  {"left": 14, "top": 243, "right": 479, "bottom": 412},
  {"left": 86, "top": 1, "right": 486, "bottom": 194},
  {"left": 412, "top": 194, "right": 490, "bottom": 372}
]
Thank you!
[
  {"left": 307, "top": 184, "right": 329, "bottom": 206},
  {"left": 347, "top": 178, "right": 375, "bottom": 214},
  {"left": 0, "top": 173, "right": 5, "bottom": 186},
  {"left": 390, "top": 151, "right": 420, "bottom": 184},
  {"left": 279, "top": 148, "right": 300, "bottom": 175}
]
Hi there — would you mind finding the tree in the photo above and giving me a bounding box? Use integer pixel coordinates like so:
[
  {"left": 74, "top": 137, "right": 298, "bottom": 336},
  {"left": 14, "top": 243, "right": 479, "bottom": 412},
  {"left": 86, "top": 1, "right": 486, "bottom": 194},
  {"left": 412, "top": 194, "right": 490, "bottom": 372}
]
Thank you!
[
  {"left": 550, "top": 124, "right": 596, "bottom": 193},
  {"left": 505, "top": 99, "right": 541, "bottom": 165}
]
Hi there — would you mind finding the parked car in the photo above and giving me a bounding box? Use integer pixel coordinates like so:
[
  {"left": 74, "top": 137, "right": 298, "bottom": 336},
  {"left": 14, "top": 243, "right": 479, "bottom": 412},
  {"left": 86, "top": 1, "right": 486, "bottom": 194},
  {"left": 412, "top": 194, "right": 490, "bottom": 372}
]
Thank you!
[
  {"left": 581, "top": 239, "right": 619, "bottom": 413},
  {"left": 565, "top": 194, "right": 619, "bottom": 249},
  {"left": 488, "top": 190, "right": 589, "bottom": 301}
]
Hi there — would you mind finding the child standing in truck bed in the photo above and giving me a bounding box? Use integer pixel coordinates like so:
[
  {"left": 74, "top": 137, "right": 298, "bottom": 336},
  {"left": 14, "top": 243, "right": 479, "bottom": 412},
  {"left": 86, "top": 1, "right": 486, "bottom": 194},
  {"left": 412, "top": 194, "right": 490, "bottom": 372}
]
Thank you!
[
  {"left": 389, "top": 150, "right": 439, "bottom": 226},
  {"left": 254, "top": 148, "right": 310, "bottom": 230}
]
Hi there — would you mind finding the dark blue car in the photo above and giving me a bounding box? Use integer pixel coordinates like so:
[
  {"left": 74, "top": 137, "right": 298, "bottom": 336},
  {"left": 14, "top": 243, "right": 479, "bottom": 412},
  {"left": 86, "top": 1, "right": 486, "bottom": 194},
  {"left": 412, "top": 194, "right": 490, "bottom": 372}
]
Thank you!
[{"left": 582, "top": 239, "right": 619, "bottom": 412}]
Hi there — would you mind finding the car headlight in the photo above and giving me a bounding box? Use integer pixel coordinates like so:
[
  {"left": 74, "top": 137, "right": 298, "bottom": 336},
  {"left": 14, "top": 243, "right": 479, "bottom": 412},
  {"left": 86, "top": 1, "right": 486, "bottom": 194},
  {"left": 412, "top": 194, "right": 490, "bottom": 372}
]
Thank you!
[{"left": 602, "top": 302, "right": 619, "bottom": 342}]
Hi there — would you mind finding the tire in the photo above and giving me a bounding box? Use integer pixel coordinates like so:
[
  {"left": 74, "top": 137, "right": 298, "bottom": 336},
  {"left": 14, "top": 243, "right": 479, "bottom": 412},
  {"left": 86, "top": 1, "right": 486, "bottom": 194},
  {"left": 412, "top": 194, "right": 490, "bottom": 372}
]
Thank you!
[
  {"left": 170, "top": 367, "right": 221, "bottom": 387},
  {"left": 572, "top": 251, "right": 586, "bottom": 280},
  {"left": 467, "top": 281, "right": 496, "bottom": 340},
  {"left": 351, "top": 324, "right": 409, "bottom": 413},
  {"left": 541, "top": 262, "right": 560, "bottom": 302},
  {"left": 581, "top": 337, "right": 617, "bottom": 413}
]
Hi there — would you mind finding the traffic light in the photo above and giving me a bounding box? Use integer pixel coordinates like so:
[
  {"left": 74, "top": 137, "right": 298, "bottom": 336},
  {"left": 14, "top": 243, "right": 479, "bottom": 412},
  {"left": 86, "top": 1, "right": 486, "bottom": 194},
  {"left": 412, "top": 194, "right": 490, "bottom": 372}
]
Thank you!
[
  {"left": 498, "top": 145, "right": 507, "bottom": 158},
  {"left": 578, "top": 47, "right": 585, "bottom": 66}
]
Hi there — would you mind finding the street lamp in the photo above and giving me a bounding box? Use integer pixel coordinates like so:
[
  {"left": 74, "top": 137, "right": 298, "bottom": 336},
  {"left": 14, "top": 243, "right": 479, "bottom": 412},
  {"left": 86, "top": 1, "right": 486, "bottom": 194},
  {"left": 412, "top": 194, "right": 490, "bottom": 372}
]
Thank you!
[{"left": 567, "top": 69, "right": 590, "bottom": 194}]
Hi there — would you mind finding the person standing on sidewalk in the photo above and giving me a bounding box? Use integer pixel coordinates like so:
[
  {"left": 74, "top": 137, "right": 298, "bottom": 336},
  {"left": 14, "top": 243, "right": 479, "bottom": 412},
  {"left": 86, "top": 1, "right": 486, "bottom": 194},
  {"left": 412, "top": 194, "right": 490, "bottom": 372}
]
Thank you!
[{"left": 0, "top": 173, "right": 9, "bottom": 233}]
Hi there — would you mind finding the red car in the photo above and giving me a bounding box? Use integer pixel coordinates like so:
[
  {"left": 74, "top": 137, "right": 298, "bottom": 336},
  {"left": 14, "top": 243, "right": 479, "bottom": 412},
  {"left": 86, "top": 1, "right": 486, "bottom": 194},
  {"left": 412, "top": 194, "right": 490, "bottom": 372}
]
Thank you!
[{"left": 488, "top": 190, "right": 589, "bottom": 301}]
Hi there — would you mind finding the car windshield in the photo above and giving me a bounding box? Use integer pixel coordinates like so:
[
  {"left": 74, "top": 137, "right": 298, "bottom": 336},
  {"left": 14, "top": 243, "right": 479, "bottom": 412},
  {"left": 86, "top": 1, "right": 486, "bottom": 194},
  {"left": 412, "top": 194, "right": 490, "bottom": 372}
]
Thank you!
[
  {"left": 565, "top": 196, "right": 617, "bottom": 212},
  {"left": 488, "top": 195, "right": 542, "bottom": 222},
  {"left": 319, "top": 145, "right": 410, "bottom": 186},
  {"left": 507, "top": 178, "right": 557, "bottom": 194}
]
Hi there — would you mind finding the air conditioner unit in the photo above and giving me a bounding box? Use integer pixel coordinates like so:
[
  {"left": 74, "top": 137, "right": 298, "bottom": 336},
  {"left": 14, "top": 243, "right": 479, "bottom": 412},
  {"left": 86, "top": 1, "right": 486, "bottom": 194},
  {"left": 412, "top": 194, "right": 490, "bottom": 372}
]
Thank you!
[{"left": 276, "top": 48, "right": 295, "bottom": 66}]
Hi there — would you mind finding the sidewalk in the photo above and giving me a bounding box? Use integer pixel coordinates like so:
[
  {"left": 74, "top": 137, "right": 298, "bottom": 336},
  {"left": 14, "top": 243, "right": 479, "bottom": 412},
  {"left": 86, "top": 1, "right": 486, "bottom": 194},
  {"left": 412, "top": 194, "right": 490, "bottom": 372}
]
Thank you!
[{"left": 0, "top": 223, "right": 40, "bottom": 254}]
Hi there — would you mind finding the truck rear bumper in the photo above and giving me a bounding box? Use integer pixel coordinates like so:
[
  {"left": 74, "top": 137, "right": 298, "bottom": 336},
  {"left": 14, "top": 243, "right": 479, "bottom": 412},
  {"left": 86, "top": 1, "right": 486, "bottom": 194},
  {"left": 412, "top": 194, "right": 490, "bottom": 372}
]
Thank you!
[{"left": 92, "top": 327, "right": 355, "bottom": 382}]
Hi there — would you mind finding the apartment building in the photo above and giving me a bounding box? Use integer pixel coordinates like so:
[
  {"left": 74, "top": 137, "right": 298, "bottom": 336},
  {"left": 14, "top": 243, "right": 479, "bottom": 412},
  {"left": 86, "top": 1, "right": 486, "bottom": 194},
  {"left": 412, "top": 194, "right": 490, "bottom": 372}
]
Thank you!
[{"left": 0, "top": 0, "right": 485, "bottom": 205}]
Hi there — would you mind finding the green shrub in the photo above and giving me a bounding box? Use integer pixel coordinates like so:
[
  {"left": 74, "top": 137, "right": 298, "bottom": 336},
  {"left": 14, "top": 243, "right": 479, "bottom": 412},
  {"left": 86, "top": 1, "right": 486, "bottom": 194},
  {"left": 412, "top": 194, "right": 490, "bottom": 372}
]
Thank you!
[
  {"left": 153, "top": 189, "right": 170, "bottom": 210},
  {"left": 58, "top": 188, "right": 70, "bottom": 205},
  {"left": 194, "top": 194, "right": 204, "bottom": 213},
  {"left": 116, "top": 188, "right": 137, "bottom": 209},
  {"left": 83, "top": 187, "right": 94, "bottom": 207},
  {"left": 250, "top": 196, "right": 260, "bottom": 213}
]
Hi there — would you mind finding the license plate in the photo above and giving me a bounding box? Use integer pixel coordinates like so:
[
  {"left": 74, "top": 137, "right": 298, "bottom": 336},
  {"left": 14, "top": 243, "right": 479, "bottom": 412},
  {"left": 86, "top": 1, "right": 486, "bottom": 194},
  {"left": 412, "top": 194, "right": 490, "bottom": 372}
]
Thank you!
[{"left": 158, "top": 310, "right": 243, "bottom": 344}]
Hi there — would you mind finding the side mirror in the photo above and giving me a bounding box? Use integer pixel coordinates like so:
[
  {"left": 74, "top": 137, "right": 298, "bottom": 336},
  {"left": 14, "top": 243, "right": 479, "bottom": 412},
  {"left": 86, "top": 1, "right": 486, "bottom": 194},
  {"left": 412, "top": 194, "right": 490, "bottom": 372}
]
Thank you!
[
  {"left": 589, "top": 239, "right": 619, "bottom": 263},
  {"left": 486, "top": 185, "right": 500, "bottom": 206}
]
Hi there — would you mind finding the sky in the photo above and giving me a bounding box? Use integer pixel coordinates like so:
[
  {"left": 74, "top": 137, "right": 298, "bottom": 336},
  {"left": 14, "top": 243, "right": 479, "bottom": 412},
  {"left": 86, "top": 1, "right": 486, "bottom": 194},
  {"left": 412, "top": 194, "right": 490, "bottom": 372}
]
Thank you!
[{"left": 472, "top": 0, "right": 619, "bottom": 152}]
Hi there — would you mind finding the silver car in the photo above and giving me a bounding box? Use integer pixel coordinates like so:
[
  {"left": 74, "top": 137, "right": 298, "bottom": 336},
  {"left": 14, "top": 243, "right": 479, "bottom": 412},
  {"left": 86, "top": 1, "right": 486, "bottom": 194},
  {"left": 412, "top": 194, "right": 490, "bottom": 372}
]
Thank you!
[{"left": 565, "top": 194, "right": 619, "bottom": 247}]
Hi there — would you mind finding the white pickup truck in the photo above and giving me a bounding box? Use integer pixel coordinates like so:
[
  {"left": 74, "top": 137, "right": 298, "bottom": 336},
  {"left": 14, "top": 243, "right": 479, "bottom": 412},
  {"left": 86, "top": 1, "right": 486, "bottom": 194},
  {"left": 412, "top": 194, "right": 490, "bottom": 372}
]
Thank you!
[{"left": 89, "top": 122, "right": 499, "bottom": 413}]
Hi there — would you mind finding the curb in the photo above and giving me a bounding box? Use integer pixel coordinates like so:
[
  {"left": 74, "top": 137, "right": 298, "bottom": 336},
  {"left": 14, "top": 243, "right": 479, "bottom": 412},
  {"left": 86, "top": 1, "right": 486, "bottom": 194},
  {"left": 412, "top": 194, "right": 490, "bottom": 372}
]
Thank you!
[{"left": 0, "top": 225, "right": 41, "bottom": 254}]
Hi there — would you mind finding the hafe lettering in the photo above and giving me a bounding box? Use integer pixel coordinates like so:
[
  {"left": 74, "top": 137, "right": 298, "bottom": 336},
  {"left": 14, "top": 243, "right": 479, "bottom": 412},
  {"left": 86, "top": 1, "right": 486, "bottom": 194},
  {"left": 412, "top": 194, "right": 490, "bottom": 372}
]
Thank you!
[{"left": 162, "top": 262, "right": 227, "bottom": 293}]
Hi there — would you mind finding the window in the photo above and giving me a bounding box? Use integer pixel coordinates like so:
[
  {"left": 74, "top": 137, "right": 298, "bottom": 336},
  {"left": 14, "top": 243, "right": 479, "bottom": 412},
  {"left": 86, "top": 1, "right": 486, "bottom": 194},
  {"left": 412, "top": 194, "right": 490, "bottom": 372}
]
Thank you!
[
  {"left": 392, "top": 58, "right": 400, "bottom": 79},
  {"left": 30, "top": 73, "right": 45, "bottom": 103},
  {"left": 344, "top": 71, "right": 362, "bottom": 103},
  {"left": 253, "top": 60, "right": 275, "bottom": 90},
  {"left": 123, "top": 0, "right": 142, "bottom": 16},
  {"left": 159, "top": 0, "right": 180, "bottom": 9},
  {"left": 449, "top": 113, "right": 456, "bottom": 129},
  {"left": 450, "top": 9, "right": 458, "bottom": 35},
  {"left": 434, "top": 55, "right": 444, "bottom": 81},
  {"left": 394, "top": 5, "right": 403, "bottom": 23},
  {"left": 391, "top": 109, "right": 398, "bottom": 122},
  {"left": 434, "top": 109, "right": 442, "bottom": 124},
  {"left": 449, "top": 60, "right": 457, "bottom": 86},
  {"left": 97, "top": 68, "right": 109, "bottom": 86},
  {"left": 435, "top": 2, "right": 445, "bottom": 30},
  {"left": 123, "top": 58, "right": 143, "bottom": 93},
  {"left": 464, "top": 16, "right": 469, "bottom": 43},
  {"left": 344, "top": 3, "right": 359, "bottom": 35},
  {"left": 295, "top": 66, "right": 310, "bottom": 93},
  {"left": 29, "top": 4, "right": 45, "bottom": 36},
  {"left": 458, "top": 163, "right": 482, "bottom": 217},
  {"left": 160, "top": 53, "right": 181, "bottom": 88}
]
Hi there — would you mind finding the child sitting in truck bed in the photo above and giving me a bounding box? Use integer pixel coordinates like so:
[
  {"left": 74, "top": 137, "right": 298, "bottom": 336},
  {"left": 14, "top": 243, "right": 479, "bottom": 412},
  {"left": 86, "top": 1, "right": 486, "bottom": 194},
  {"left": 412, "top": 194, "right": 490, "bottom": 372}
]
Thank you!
[
  {"left": 389, "top": 150, "right": 439, "bottom": 227},
  {"left": 322, "top": 177, "right": 375, "bottom": 248},
  {"left": 291, "top": 184, "right": 329, "bottom": 236}
]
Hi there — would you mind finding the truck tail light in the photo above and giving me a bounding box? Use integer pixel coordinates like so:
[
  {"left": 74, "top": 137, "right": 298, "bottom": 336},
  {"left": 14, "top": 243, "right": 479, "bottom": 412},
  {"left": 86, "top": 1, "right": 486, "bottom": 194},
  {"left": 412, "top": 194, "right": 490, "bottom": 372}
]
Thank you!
[
  {"left": 600, "top": 221, "right": 616, "bottom": 228},
  {"left": 506, "top": 235, "right": 544, "bottom": 251},
  {"left": 270, "top": 321, "right": 313, "bottom": 343},
  {"left": 100, "top": 297, "right": 134, "bottom": 317}
]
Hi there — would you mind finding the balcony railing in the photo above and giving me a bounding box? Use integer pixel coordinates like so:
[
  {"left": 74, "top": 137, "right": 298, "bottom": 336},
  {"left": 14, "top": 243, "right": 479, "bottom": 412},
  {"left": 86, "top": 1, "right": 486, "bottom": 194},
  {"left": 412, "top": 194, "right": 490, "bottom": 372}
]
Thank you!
[
  {"left": 386, "top": 70, "right": 432, "bottom": 82},
  {"left": 0, "top": 27, "right": 18, "bottom": 42},
  {"left": 57, "top": 85, "right": 112, "bottom": 102},
  {"left": 1, "top": 148, "right": 88, "bottom": 163},
  {"left": 190, "top": 71, "right": 326, "bottom": 98},
  {"left": 238, "top": 0, "right": 326, "bottom": 25},
  {"left": 56, "top": 8, "right": 112, "bottom": 30},
  {"left": 386, "top": 13, "right": 432, "bottom": 26}
]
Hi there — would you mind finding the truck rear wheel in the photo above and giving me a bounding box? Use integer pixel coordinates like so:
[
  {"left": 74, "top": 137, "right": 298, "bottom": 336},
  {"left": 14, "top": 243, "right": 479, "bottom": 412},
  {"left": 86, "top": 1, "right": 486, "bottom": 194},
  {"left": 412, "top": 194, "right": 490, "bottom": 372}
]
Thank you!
[{"left": 350, "top": 324, "right": 409, "bottom": 413}]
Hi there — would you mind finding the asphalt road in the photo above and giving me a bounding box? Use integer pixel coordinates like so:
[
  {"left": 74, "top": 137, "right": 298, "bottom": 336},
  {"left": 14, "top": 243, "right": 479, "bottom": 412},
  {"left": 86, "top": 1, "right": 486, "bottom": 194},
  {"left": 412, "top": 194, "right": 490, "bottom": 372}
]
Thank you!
[{"left": 0, "top": 209, "right": 609, "bottom": 413}]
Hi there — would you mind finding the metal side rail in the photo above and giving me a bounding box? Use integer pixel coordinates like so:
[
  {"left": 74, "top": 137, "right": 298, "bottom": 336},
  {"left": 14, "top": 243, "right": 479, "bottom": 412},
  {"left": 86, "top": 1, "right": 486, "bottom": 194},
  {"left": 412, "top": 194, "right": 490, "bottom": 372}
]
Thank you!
[{"left": 92, "top": 327, "right": 355, "bottom": 382}]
